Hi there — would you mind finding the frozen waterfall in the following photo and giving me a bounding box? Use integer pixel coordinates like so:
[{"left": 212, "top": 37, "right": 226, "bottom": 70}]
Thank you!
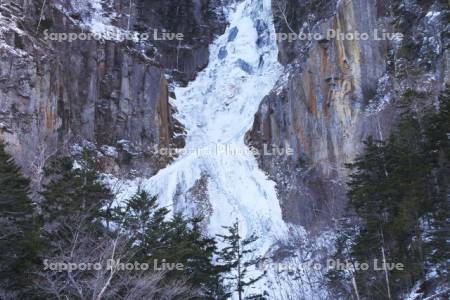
[{"left": 110, "top": 0, "right": 290, "bottom": 297}]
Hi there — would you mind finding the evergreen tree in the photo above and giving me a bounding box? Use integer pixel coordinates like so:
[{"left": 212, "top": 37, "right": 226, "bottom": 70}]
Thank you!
[
  {"left": 0, "top": 142, "right": 41, "bottom": 295},
  {"left": 325, "top": 218, "right": 361, "bottom": 300},
  {"left": 340, "top": 125, "right": 429, "bottom": 298},
  {"left": 40, "top": 156, "right": 113, "bottom": 251},
  {"left": 37, "top": 155, "right": 118, "bottom": 299},
  {"left": 216, "top": 220, "right": 266, "bottom": 300},
  {"left": 329, "top": 87, "right": 450, "bottom": 299},
  {"left": 119, "top": 191, "right": 226, "bottom": 299},
  {"left": 162, "top": 214, "right": 226, "bottom": 299},
  {"left": 117, "top": 190, "right": 170, "bottom": 257},
  {"left": 422, "top": 87, "right": 450, "bottom": 278}
]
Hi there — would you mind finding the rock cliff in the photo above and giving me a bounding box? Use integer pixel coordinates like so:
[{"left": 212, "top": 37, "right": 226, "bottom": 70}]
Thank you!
[
  {"left": 247, "top": 0, "right": 449, "bottom": 228},
  {"left": 0, "top": 0, "right": 228, "bottom": 186}
]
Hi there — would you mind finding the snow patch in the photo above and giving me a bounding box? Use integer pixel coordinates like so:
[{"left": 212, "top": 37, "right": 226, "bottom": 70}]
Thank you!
[
  {"left": 54, "top": 0, "right": 136, "bottom": 42},
  {"left": 425, "top": 11, "right": 441, "bottom": 20},
  {"left": 366, "top": 73, "right": 393, "bottom": 114},
  {"left": 100, "top": 145, "right": 118, "bottom": 158}
]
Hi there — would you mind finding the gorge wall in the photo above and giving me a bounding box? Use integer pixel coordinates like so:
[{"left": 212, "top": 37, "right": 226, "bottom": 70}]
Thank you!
[
  {"left": 0, "top": 0, "right": 448, "bottom": 229},
  {"left": 0, "top": 0, "right": 228, "bottom": 186},
  {"left": 247, "top": 0, "right": 449, "bottom": 228}
]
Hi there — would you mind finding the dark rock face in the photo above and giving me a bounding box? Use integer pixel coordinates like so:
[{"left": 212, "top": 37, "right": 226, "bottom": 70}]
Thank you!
[
  {"left": 183, "top": 173, "right": 212, "bottom": 229},
  {"left": 0, "top": 0, "right": 228, "bottom": 185},
  {"left": 247, "top": 0, "right": 449, "bottom": 228},
  {"left": 131, "top": 0, "right": 230, "bottom": 84}
]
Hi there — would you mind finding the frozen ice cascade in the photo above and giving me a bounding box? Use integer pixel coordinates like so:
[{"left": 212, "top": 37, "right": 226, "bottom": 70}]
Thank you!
[{"left": 108, "top": 0, "right": 298, "bottom": 297}]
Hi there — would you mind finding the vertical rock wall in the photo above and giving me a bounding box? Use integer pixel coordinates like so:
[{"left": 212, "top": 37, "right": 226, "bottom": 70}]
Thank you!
[
  {"left": 0, "top": 0, "right": 228, "bottom": 186},
  {"left": 247, "top": 0, "right": 449, "bottom": 228}
]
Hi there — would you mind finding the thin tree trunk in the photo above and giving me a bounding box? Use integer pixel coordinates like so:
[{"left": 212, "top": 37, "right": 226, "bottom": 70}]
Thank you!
[
  {"left": 36, "top": 0, "right": 47, "bottom": 33},
  {"left": 277, "top": 1, "right": 296, "bottom": 34},
  {"left": 237, "top": 220, "right": 242, "bottom": 300},
  {"left": 351, "top": 273, "right": 361, "bottom": 300},
  {"left": 381, "top": 245, "right": 392, "bottom": 300},
  {"left": 96, "top": 237, "right": 119, "bottom": 300},
  {"left": 127, "top": 0, "right": 132, "bottom": 31}
]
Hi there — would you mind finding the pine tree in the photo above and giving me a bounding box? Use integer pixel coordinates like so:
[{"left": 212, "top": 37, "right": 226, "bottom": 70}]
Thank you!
[
  {"left": 0, "top": 142, "right": 41, "bottom": 294},
  {"left": 345, "top": 137, "right": 395, "bottom": 299},
  {"left": 119, "top": 191, "right": 226, "bottom": 299},
  {"left": 216, "top": 220, "right": 266, "bottom": 300},
  {"left": 40, "top": 156, "right": 113, "bottom": 250},
  {"left": 344, "top": 127, "right": 429, "bottom": 298},
  {"left": 422, "top": 86, "right": 450, "bottom": 278},
  {"left": 162, "top": 214, "right": 225, "bottom": 299},
  {"left": 37, "top": 156, "right": 118, "bottom": 299},
  {"left": 325, "top": 217, "right": 361, "bottom": 300},
  {"left": 117, "top": 190, "right": 170, "bottom": 257},
  {"left": 330, "top": 87, "right": 450, "bottom": 299}
]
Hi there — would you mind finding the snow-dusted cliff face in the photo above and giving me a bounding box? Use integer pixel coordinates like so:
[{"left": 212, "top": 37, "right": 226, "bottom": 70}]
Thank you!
[
  {"left": 248, "top": 0, "right": 449, "bottom": 229},
  {"left": 0, "top": 0, "right": 228, "bottom": 184}
]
